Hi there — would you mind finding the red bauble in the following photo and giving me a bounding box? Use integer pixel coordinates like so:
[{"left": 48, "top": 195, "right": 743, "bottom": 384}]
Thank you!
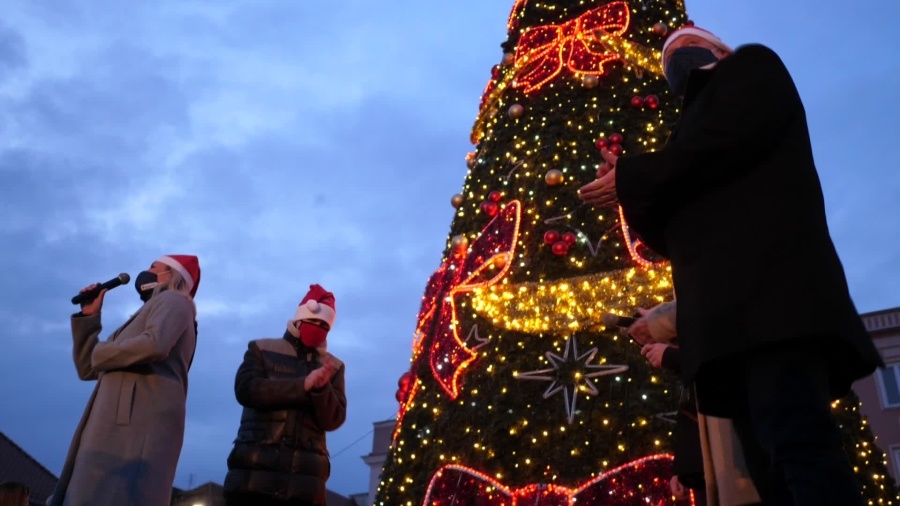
[
  {"left": 562, "top": 231, "right": 577, "bottom": 246},
  {"left": 651, "top": 22, "right": 669, "bottom": 36},
  {"left": 644, "top": 94, "right": 659, "bottom": 109},
  {"left": 481, "top": 201, "right": 500, "bottom": 217},
  {"left": 595, "top": 137, "right": 609, "bottom": 150},
  {"left": 630, "top": 96, "right": 644, "bottom": 108},
  {"left": 551, "top": 240, "right": 570, "bottom": 256},
  {"left": 491, "top": 65, "right": 500, "bottom": 79},
  {"left": 608, "top": 143, "right": 623, "bottom": 156},
  {"left": 396, "top": 371, "right": 414, "bottom": 404},
  {"left": 488, "top": 190, "right": 503, "bottom": 202},
  {"left": 398, "top": 371, "right": 413, "bottom": 389},
  {"left": 543, "top": 229, "right": 560, "bottom": 245},
  {"left": 608, "top": 133, "right": 624, "bottom": 144}
]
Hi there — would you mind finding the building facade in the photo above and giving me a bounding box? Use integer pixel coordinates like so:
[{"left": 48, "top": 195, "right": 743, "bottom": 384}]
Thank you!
[
  {"left": 854, "top": 307, "right": 900, "bottom": 480},
  {"left": 358, "top": 419, "right": 395, "bottom": 506}
]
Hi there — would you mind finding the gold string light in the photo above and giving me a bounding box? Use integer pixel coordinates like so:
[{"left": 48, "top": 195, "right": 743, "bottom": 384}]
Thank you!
[{"left": 470, "top": 266, "right": 672, "bottom": 334}]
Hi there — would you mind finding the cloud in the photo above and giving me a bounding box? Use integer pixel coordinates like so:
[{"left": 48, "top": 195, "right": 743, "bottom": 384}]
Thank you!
[
  {"left": 0, "top": 0, "right": 481, "bottom": 495},
  {"left": 0, "top": 22, "right": 27, "bottom": 82}
]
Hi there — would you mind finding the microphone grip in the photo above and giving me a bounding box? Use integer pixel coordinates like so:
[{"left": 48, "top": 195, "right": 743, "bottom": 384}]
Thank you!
[
  {"left": 617, "top": 315, "right": 638, "bottom": 327},
  {"left": 601, "top": 313, "right": 639, "bottom": 328},
  {"left": 71, "top": 284, "right": 104, "bottom": 305},
  {"left": 71, "top": 274, "right": 129, "bottom": 305}
]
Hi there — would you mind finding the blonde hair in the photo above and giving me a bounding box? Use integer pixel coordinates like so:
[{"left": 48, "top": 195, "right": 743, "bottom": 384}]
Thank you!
[
  {"left": 152, "top": 268, "right": 197, "bottom": 315},
  {"left": 0, "top": 482, "right": 29, "bottom": 506}
]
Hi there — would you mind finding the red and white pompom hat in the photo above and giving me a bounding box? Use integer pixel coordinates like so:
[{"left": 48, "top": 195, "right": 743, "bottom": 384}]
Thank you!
[
  {"left": 157, "top": 254, "right": 201, "bottom": 297},
  {"left": 291, "top": 284, "right": 336, "bottom": 328},
  {"left": 661, "top": 25, "right": 733, "bottom": 73}
]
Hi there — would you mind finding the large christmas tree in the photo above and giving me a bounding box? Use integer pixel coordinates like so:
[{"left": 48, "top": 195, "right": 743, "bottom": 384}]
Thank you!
[
  {"left": 375, "top": 0, "right": 899, "bottom": 504},
  {"left": 378, "top": 1, "right": 687, "bottom": 504}
]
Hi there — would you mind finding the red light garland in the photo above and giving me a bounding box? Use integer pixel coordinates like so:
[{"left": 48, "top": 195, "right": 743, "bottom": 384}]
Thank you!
[
  {"left": 392, "top": 375, "right": 419, "bottom": 441},
  {"left": 507, "top": 0, "right": 529, "bottom": 30},
  {"left": 423, "top": 454, "right": 692, "bottom": 505},
  {"left": 403, "top": 201, "right": 523, "bottom": 402},
  {"left": 619, "top": 205, "right": 667, "bottom": 268},
  {"left": 512, "top": 1, "right": 630, "bottom": 93}
]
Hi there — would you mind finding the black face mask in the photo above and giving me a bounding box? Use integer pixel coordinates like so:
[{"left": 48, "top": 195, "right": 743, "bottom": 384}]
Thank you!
[
  {"left": 665, "top": 46, "right": 720, "bottom": 96},
  {"left": 134, "top": 270, "right": 158, "bottom": 302}
]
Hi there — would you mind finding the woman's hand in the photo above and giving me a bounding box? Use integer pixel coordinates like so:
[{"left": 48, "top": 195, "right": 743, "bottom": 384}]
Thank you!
[
  {"left": 626, "top": 307, "right": 653, "bottom": 344},
  {"left": 79, "top": 283, "right": 107, "bottom": 316},
  {"left": 640, "top": 343, "right": 669, "bottom": 368},
  {"left": 670, "top": 475, "right": 687, "bottom": 499}
]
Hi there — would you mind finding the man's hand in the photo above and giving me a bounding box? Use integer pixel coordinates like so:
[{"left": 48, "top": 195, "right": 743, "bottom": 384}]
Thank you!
[
  {"left": 304, "top": 359, "right": 336, "bottom": 391},
  {"left": 578, "top": 149, "right": 619, "bottom": 208},
  {"left": 79, "top": 283, "right": 107, "bottom": 316},
  {"left": 626, "top": 307, "right": 653, "bottom": 345},
  {"left": 596, "top": 148, "right": 618, "bottom": 177},
  {"left": 640, "top": 342, "right": 669, "bottom": 368}
]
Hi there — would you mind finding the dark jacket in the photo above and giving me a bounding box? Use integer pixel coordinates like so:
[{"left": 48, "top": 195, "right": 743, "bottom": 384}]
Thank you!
[
  {"left": 661, "top": 346, "right": 704, "bottom": 489},
  {"left": 224, "top": 333, "right": 346, "bottom": 504},
  {"left": 616, "top": 44, "right": 882, "bottom": 407}
]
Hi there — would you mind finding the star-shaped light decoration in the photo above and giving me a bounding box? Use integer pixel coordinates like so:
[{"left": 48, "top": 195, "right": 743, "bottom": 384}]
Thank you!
[
  {"left": 655, "top": 411, "right": 678, "bottom": 426},
  {"left": 515, "top": 335, "right": 628, "bottom": 423},
  {"left": 463, "top": 324, "right": 489, "bottom": 352}
]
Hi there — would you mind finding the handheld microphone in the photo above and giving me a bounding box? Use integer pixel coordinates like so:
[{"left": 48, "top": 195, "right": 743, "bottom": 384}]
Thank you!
[
  {"left": 601, "top": 313, "right": 638, "bottom": 328},
  {"left": 71, "top": 273, "right": 131, "bottom": 305}
]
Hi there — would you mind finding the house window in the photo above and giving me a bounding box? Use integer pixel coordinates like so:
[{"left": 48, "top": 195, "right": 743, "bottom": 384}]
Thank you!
[
  {"left": 892, "top": 446, "right": 900, "bottom": 480},
  {"left": 876, "top": 364, "right": 900, "bottom": 409}
]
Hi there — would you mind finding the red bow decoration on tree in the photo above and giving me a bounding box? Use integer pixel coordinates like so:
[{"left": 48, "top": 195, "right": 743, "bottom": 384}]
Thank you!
[
  {"left": 403, "top": 201, "right": 522, "bottom": 402},
  {"left": 423, "top": 454, "right": 693, "bottom": 505},
  {"left": 512, "top": 1, "right": 631, "bottom": 93}
]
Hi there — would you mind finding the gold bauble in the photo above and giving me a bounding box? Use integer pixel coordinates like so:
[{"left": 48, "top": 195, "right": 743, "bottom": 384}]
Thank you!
[
  {"left": 582, "top": 75, "right": 599, "bottom": 88},
  {"left": 466, "top": 152, "right": 477, "bottom": 169},
  {"left": 545, "top": 169, "right": 565, "bottom": 186},
  {"left": 451, "top": 234, "right": 469, "bottom": 250},
  {"left": 451, "top": 194, "right": 464, "bottom": 209},
  {"left": 508, "top": 104, "right": 525, "bottom": 119}
]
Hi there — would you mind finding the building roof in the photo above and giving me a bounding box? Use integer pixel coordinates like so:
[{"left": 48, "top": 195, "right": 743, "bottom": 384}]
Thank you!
[
  {"left": 861, "top": 307, "right": 900, "bottom": 336},
  {"left": 0, "top": 431, "right": 58, "bottom": 505},
  {"left": 366, "top": 418, "right": 396, "bottom": 459},
  {"left": 326, "top": 488, "right": 356, "bottom": 506}
]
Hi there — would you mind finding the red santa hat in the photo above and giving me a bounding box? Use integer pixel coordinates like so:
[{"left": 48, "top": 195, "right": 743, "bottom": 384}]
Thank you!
[
  {"left": 157, "top": 254, "right": 201, "bottom": 297},
  {"left": 662, "top": 25, "right": 733, "bottom": 73},
  {"left": 290, "top": 284, "right": 336, "bottom": 328}
]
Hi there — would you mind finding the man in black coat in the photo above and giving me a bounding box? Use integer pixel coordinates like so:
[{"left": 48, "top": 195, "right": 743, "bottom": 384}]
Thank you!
[
  {"left": 579, "top": 25, "right": 882, "bottom": 505},
  {"left": 224, "top": 284, "right": 347, "bottom": 506}
]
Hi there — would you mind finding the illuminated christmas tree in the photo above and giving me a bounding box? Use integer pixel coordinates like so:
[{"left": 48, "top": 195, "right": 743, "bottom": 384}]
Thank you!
[
  {"left": 374, "top": 0, "right": 900, "bottom": 504},
  {"left": 372, "top": 0, "right": 900, "bottom": 503},
  {"left": 833, "top": 391, "right": 900, "bottom": 504},
  {"left": 375, "top": 1, "right": 690, "bottom": 504}
]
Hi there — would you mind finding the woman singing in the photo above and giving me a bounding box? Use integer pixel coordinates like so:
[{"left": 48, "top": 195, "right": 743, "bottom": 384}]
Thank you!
[{"left": 51, "top": 255, "right": 201, "bottom": 506}]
